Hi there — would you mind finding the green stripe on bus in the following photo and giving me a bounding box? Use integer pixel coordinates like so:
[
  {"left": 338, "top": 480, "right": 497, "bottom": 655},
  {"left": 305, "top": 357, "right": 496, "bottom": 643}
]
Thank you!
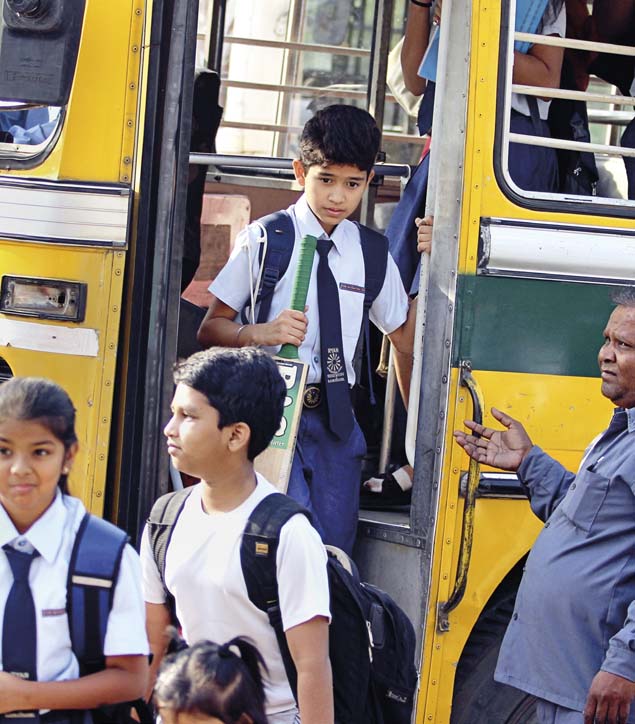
[{"left": 453, "top": 275, "right": 620, "bottom": 377}]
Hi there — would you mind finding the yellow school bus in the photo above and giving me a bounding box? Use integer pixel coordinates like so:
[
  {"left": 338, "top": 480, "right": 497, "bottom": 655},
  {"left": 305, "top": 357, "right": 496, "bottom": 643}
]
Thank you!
[{"left": 0, "top": 0, "right": 633, "bottom": 721}]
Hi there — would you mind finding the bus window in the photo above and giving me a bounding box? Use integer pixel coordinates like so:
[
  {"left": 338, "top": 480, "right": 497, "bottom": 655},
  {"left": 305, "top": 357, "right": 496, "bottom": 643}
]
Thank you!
[
  {"left": 0, "top": 0, "right": 85, "bottom": 166},
  {"left": 0, "top": 103, "right": 61, "bottom": 158},
  {"left": 496, "top": 0, "right": 635, "bottom": 208},
  {"left": 197, "top": 0, "right": 425, "bottom": 166}
]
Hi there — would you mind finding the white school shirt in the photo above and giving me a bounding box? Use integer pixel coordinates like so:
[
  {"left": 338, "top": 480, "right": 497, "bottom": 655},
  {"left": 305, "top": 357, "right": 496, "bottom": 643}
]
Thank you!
[
  {"left": 140, "top": 476, "right": 331, "bottom": 716},
  {"left": 0, "top": 491, "right": 149, "bottom": 682},
  {"left": 511, "top": 3, "right": 566, "bottom": 119},
  {"left": 209, "top": 193, "right": 409, "bottom": 385}
]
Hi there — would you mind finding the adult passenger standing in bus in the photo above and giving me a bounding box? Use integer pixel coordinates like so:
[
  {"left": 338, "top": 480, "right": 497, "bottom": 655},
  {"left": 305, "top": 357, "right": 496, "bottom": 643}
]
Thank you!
[
  {"left": 592, "top": 0, "right": 635, "bottom": 200},
  {"left": 454, "top": 288, "right": 635, "bottom": 724}
]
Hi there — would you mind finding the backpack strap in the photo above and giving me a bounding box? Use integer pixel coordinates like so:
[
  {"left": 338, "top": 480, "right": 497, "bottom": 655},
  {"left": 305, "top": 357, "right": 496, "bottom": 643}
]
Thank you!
[
  {"left": 67, "top": 514, "right": 128, "bottom": 675},
  {"left": 146, "top": 487, "right": 194, "bottom": 624},
  {"left": 241, "top": 210, "right": 295, "bottom": 325},
  {"left": 353, "top": 223, "right": 389, "bottom": 405},
  {"left": 240, "top": 493, "right": 311, "bottom": 701}
]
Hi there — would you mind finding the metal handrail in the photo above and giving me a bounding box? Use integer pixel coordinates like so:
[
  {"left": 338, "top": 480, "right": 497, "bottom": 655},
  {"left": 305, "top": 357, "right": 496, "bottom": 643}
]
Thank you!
[
  {"left": 224, "top": 35, "right": 371, "bottom": 58},
  {"left": 589, "top": 109, "right": 634, "bottom": 126},
  {"left": 515, "top": 31, "right": 635, "bottom": 56},
  {"left": 509, "top": 132, "right": 635, "bottom": 158},
  {"left": 189, "top": 152, "right": 413, "bottom": 179},
  {"left": 223, "top": 79, "right": 367, "bottom": 100},
  {"left": 212, "top": 121, "right": 427, "bottom": 145},
  {"left": 512, "top": 83, "right": 634, "bottom": 107}
]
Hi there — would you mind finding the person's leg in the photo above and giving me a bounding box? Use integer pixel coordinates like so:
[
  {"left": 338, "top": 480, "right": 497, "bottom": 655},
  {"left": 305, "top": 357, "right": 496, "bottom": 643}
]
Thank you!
[
  {"left": 385, "top": 152, "right": 430, "bottom": 295},
  {"left": 535, "top": 698, "right": 585, "bottom": 724},
  {"left": 288, "top": 409, "right": 366, "bottom": 554},
  {"left": 621, "top": 117, "right": 635, "bottom": 200},
  {"left": 287, "top": 413, "right": 325, "bottom": 539}
]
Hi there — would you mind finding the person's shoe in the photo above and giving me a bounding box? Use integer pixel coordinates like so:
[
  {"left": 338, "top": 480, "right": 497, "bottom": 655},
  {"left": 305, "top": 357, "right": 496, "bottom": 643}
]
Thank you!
[{"left": 360, "top": 467, "right": 412, "bottom": 509}]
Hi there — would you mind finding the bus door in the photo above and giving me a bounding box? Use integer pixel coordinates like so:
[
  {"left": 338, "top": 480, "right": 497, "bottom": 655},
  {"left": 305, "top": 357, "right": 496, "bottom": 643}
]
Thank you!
[{"left": 352, "top": 0, "right": 635, "bottom": 721}]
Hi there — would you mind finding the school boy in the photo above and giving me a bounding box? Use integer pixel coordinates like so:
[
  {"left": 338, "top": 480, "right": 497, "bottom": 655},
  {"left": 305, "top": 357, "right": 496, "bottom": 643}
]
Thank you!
[
  {"left": 197, "top": 104, "right": 416, "bottom": 554},
  {"left": 140, "top": 347, "right": 333, "bottom": 724}
]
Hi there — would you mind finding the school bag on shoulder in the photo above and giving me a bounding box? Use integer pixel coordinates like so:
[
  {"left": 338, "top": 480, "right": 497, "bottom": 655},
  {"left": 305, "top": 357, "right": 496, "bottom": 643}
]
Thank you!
[
  {"left": 147, "top": 489, "right": 419, "bottom": 724},
  {"left": 68, "top": 513, "right": 153, "bottom": 724},
  {"left": 242, "top": 493, "right": 418, "bottom": 724},
  {"left": 544, "top": 57, "right": 598, "bottom": 196},
  {"left": 241, "top": 210, "right": 389, "bottom": 403}
]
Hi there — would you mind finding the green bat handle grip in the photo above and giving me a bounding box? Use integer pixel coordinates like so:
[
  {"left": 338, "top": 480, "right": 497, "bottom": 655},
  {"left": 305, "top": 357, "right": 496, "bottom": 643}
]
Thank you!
[{"left": 277, "top": 234, "right": 317, "bottom": 360}]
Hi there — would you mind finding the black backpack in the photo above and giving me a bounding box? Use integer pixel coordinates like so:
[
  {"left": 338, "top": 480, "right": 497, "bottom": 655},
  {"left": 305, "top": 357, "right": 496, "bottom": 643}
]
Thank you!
[
  {"left": 147, "top": 489, "right": 419, "bottom": 724},
  {"left": 546, "top": 57, "right": 599, "bottom": 196}
]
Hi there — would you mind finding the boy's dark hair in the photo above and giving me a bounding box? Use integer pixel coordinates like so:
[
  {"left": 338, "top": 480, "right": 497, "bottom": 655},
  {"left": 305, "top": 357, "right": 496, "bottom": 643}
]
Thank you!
[
  {"left": 611, "top": 286, "right": 635, "bottom": 308},
  {"left": 173, "top": 347, "right": 285, "bottom": 461},
  {"left": 299, "top": 104, "right": 381, "bottom": 174},
  {"left": 154, "top": 636, "right": 268, "bottom": 724},
  {"left": 0, "top": 377, "right": 77, "bottom": 493}
]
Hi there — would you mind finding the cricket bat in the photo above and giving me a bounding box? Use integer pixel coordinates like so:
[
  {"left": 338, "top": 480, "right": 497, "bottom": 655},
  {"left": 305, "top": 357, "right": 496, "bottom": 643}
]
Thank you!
[{"left": 254, "top": 234, "right": 317, "bottom": 492}]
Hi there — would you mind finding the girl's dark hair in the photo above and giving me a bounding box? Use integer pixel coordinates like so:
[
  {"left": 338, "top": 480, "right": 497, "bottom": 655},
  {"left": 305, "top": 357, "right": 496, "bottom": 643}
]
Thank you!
[
  {"left": 0, "top": 377, "right": 77, "bottom": 493},
  {"left": 154, "top": 636, "right": 269, "bottom": 724}
]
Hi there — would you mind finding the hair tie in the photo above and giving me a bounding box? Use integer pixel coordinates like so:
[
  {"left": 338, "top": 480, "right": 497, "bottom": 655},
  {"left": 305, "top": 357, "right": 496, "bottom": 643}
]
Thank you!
[{"left": 218, "top": 642, "right": 234, "bottom": 659}]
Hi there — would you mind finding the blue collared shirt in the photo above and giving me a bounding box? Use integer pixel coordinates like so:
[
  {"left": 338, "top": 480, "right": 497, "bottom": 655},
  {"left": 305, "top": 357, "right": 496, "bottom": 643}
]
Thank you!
[{"left": 495, "top": 407, "right": 635, "bottom": 714}]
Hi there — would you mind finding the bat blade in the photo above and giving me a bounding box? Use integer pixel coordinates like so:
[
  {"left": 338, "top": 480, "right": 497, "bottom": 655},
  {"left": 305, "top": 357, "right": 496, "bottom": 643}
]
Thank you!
[{"left": 254, "top": 357, "right": 308, "bottom": 492}]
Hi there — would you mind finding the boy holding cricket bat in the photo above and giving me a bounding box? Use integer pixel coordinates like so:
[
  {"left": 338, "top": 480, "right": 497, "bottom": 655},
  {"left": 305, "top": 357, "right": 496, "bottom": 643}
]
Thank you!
[
  {"left": 198, "top": 105, "right": 416, "bottom": 555},
  {"left": 141, "top": 346, "right": 333, "bottom": 724}
]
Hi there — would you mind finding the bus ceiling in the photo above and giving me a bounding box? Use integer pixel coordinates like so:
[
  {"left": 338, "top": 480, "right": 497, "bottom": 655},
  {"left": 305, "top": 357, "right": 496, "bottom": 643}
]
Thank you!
[{"left": 0, "top": 0, "right": 86, "bottom": 106}]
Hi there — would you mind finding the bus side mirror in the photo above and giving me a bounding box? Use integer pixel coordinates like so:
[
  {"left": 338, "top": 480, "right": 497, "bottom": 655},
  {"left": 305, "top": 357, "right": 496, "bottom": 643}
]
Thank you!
[{"left": 0, "top": 0, "right": 86, "bottom": 105}]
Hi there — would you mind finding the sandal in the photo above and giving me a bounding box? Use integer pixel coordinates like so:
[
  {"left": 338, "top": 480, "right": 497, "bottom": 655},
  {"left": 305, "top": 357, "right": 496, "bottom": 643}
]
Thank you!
[{"left": 360, "top": 467, "right": 412, "bottom": 509}]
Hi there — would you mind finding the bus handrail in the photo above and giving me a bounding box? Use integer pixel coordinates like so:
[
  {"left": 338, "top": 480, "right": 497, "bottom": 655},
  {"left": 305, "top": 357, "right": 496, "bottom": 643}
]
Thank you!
[
  {"left": 515, "top": 31, "right": 635, "bottom": 57},
  {"left": 218, "top": 120, "right": 427, "bottom": 146},
  {"left": 223, "top": 35, "right": 371, "bottom": 58},
  {"left": 188, "top": 152, "right": 414, "bottom": 178},
  {"left": 512, "top": 83, "right": 634, "bottom": 107},
  {"left": 508, "top": 132, "right": 635, "bottom": 158},
  {"left": 223, "top": 79, "right": 368, "bottom": 100}
]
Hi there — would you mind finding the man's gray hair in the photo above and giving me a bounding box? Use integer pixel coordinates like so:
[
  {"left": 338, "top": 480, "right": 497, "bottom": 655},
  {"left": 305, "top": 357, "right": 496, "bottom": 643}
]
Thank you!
[{"left": 610, "top": 287, "right": 635, "bottom": 307}]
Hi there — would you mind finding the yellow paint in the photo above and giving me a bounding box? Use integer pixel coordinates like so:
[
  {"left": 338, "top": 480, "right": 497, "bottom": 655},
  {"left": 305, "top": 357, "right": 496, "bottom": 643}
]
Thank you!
[
  {"left": 0, "top": 244, "right": 125, "bottom": 513},
  {"left": 416, "top": 365, "right": 614, "bottom": 721},
  {"left": 0, "top": 1, "right": 145, "bottom": 512}
]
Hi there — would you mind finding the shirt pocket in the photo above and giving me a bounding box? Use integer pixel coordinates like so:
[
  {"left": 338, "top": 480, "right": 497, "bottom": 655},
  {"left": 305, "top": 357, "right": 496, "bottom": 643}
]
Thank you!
[{"left": 558, "top": 469, "right": 610, "bottom": 533}]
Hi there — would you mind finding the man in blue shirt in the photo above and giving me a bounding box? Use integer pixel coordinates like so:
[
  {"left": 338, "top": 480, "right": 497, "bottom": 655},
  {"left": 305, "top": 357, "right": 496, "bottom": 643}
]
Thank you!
[{"left": 455, "top": 288, "right": 635, "bottom": 724}]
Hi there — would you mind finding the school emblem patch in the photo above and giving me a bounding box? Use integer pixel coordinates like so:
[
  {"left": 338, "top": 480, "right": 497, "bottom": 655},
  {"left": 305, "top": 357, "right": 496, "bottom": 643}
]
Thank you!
[{"left": 327, "top": 348, "right": 343, "bottom": 376}]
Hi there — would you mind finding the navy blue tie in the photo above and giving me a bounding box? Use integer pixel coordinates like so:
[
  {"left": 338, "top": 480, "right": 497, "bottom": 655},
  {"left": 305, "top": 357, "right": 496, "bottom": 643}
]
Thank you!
[
  {"left": 316, "top": 238, "right": 354, "bottom": 441},
  {"left": 3, "top": 545, "right": 40, "bottom": 723}
]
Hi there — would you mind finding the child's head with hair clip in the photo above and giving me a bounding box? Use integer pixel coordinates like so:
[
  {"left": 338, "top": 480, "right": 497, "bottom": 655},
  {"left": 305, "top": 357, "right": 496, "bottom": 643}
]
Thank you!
[{"left": 154, "top": 635, "right": 269, "bottom": 724}]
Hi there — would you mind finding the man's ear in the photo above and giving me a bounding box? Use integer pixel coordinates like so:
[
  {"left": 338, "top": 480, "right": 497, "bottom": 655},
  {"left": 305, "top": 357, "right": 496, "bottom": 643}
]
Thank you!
[
  {"left": 236, "top": 714, "right": 254, "bottom": 724},
  {"left": 365, "top": 169, "right": 375, "bottom": 188},
  {"left": 293, "top": 159, "right": 307, "bottom": 187},
  {"left": 226, "top": 421, "right": 251, "bottom": 455}
]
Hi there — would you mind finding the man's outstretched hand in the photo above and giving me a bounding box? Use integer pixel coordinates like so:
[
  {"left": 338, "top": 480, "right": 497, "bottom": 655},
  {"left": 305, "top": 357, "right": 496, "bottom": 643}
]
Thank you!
[{"left": 453, "top": 407, "right": 533, "bottom": 472}]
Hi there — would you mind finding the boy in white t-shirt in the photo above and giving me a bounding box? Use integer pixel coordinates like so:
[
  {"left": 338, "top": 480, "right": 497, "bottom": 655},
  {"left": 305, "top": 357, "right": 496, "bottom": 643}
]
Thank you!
[{"left": 140, "top": 347, "right": 333, "bottom": 724}]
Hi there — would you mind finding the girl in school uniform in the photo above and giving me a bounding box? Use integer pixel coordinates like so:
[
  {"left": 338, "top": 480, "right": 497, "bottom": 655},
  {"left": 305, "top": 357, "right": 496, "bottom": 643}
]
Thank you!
[{"left": 0, "top": 376, "right": 149, "bottom": 724}]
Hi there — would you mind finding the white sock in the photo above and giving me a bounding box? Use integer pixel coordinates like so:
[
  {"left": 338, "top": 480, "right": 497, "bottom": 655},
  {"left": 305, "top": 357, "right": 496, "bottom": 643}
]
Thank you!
[{"left": 392, "top": 466, "right": 413, "bottom": 492}]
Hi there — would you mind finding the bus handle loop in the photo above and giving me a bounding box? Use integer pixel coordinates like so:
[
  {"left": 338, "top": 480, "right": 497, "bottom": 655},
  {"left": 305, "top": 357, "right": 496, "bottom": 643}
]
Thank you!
[{"left": 437, "top": 361, "right": 484, "bottom": 633}]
